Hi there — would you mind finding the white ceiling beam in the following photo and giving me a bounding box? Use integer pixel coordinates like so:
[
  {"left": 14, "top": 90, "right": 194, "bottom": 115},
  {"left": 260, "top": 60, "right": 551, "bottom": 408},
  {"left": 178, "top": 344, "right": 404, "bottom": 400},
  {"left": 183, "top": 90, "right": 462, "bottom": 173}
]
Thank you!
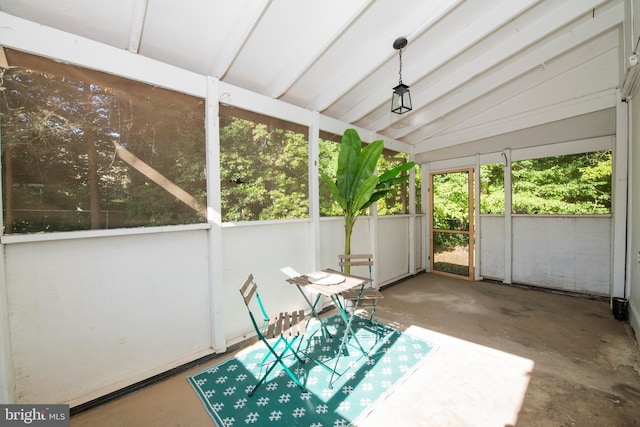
[
  {"left": 338, "top": 0, "right": 543, "bottom": 125},
  {"left": 414, "top": 38, "right": 618, "bottom": 142},
  {"left": 218, "top": 80, "right": 311, "bottom": 126},
  {"left": 414, "top": 48, "right": 617, "bottom": 143},
  {"left": 413, "top": 90, "right": 616, "bottom": 153},
  {"left": 0, "top": 12, "right": 207, "bottom": 98},
  {"left": 369, "top": 0, "right": 614, "bottom": 137},
  {"left": 205, "top": 0, "right": 272, "bottom": 79},
  {"left": 391, "top": 6, "right": 622, "bottom": 143},
  {"left": 0, "top": 0, "right": 625, "bottom": 154},
  {"left": 266, "top": 0, "right": 377, "bottom": 99},
  {"left": 302, "top": 0, "right": 466, "bottom": 112},
  {"left": 127, "top": 0, "right": 149, "bottom": 54}
]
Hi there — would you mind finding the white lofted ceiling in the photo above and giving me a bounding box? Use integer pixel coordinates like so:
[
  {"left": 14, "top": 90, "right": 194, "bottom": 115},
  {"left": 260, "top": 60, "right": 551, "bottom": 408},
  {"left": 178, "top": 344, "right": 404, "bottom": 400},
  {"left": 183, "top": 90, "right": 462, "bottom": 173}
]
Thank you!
[{"left": 0, "top": 0, "right": 625, "bottom": 158}]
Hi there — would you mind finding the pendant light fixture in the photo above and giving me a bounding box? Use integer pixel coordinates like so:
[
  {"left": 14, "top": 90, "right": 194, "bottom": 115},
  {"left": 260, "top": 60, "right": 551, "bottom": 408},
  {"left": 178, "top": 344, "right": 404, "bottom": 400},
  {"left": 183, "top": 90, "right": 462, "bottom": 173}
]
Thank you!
[{"left": 391, "top": 37, "right": 412, "bottom": 114}]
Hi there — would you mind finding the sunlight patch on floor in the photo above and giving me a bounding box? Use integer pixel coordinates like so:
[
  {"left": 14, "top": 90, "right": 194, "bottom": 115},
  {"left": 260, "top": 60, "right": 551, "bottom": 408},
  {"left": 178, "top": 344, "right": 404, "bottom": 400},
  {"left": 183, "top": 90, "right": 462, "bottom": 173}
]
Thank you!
[{"left": 356, "top": 324, "right": 535, "bottom": 427}]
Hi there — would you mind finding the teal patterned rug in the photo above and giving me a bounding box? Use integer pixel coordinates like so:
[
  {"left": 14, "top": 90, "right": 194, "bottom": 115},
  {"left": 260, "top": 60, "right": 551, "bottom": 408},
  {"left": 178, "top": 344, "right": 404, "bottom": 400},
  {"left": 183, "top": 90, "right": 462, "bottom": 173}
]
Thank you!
[{"left": 188, "top": 315, "right": 436, "bottom": 427}]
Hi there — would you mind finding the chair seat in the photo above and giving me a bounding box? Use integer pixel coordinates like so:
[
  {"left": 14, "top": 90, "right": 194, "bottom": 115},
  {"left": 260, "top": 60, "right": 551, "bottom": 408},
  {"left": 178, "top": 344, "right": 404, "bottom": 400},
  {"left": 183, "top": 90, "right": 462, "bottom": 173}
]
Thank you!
[
  {"left": 266, "top": 310, "right": 306, "bottom": 338},
  {"left": 341, "top": 288, "right": 383, "bottom": 300}
]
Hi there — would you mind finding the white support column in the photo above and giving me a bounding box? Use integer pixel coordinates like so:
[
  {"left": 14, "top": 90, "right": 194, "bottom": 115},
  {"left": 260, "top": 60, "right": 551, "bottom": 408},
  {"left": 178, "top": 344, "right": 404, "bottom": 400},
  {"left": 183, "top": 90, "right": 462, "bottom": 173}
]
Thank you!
[
  {"left": 408, "top": 146, "right": 416, "bottom": 274},
  {"left": 626, "top": 97, "right": 634, "bottom": 300},
  {"left": 612, "top": 92, "right": 629, "bottom": 299},
  {"left": 423, "top": 162, "right": 431, "bottom": 272},
  {"left": 369, "top": 190, "right": 379, "bottom": 289},
  {"left": 474, "top": 154, "right": 481, "bottom": 281},
  {"left": 205, "top": 77, "right": 226, "bottom": 353},
  {"left": 309, "top": 112, "right": 321, "bottom": 269},
  {"left": 503, "top": 149, "right": 513, "bottom": 284},
  {"left": 0, "top": 123, "right": 15, "bottom": 403}
]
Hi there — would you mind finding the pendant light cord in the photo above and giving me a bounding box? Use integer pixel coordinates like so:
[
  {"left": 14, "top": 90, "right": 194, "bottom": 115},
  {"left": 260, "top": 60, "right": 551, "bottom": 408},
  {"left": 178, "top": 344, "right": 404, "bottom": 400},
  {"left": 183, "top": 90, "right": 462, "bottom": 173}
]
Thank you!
[{"left": 398, "top": 49, "right": 404, "bottom": 85}]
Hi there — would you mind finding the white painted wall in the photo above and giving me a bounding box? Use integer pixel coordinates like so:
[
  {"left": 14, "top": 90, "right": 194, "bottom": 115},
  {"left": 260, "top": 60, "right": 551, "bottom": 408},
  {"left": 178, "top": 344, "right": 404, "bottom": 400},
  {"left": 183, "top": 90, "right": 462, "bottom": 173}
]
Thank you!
[
  {"left": 318, "top": 216, "right": 418, "bottom": 287},
  {"left": 221, "top": 220, "right": 315, "bottom": 345},
  {"left": 479, "top": 215, "right": 505, "bottom": 280},
  {"left": 378, "top": 216, "right": 412, "bottom": 284},
  {"left": 319, "top": 217, "right": 371, "bottom": 267},
  {"left": 478, "top": 215, "right": 611, "bottom": 294},
  {"left": 3, "top": 227, "right": 212, "bottom": 406},
  {"left": 511, "top": 216, "right": 611, "bottom": 294},
  {"left": 414, "top": 215, "right": 426, "bottom": 271},
  {"left": 0, "top": 214, "right": 419, "bottom": 406}
]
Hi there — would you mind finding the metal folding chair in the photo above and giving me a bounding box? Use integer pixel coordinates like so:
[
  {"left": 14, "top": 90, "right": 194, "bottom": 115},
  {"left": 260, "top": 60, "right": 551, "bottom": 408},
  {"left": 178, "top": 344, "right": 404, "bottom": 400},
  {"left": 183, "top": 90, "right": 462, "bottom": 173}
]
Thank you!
[
  {"left": 338, "top": 254, "right": 383, "bottom": 323},
  {"left": 239, "top": 274, "right": 307, "bottom": 396}
]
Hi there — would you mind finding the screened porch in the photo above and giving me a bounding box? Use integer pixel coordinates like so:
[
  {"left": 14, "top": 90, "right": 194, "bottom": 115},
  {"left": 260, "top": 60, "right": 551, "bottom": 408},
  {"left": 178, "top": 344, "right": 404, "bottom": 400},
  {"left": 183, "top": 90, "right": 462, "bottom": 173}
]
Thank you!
[{"left": 0, "top": 1, "right": 639, "bottom": 423}]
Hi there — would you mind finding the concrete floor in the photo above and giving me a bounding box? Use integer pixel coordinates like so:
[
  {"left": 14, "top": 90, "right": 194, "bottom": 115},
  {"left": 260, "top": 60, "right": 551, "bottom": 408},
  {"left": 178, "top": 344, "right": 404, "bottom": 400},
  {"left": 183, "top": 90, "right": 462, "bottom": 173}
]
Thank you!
[{"left": 70, "top": 273, "right": 640, "bottom": 427}]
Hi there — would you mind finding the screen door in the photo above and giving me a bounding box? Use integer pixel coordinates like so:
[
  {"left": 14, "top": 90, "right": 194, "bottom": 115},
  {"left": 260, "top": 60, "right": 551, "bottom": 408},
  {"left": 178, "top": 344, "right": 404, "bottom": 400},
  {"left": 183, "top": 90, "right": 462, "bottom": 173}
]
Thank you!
[{"left": 430, "top": 169, "right": 474, "bottom": 279}]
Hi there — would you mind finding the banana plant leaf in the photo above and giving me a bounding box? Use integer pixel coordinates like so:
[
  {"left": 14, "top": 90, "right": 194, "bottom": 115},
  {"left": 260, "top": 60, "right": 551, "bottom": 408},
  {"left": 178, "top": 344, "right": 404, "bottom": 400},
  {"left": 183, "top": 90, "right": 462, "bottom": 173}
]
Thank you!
[{"left": 321, "top": 128, "right": 416, "bottom": 260}]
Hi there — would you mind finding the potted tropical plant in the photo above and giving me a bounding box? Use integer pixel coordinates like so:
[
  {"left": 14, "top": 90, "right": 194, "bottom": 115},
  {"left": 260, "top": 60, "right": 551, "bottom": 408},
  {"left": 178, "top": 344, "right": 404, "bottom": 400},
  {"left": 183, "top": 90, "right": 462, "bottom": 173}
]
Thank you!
[{"left": 321, "top": 128, "right": 415, "bottom": 273}]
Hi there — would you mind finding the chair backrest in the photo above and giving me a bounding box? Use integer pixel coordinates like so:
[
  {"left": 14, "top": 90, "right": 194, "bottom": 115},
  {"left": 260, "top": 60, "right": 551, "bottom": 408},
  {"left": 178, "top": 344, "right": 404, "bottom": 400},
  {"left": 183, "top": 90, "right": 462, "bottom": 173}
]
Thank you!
[
  {"left": 239, "top": 274, "right": 270, "bottom": 333},
  {"left": 338, "top": 254, "right": 374, "bottom": 285}
]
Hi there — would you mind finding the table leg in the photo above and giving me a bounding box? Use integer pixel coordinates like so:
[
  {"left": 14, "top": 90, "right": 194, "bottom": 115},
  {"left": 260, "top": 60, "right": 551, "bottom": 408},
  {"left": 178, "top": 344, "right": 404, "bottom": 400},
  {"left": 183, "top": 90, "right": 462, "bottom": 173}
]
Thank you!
[
  {"left": 294, "top": 285, "right": 332, "bottom": 337},
  {"left": 327, "top": 285, "right": 368, "bottom": 389}
]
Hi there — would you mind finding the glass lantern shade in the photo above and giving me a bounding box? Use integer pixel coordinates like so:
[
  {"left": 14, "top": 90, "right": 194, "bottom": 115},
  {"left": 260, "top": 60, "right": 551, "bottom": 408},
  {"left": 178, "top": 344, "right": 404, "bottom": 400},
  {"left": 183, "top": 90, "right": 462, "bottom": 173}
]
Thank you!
[{"left": 391, "top": 83, "right": 412, "bottom": 114}]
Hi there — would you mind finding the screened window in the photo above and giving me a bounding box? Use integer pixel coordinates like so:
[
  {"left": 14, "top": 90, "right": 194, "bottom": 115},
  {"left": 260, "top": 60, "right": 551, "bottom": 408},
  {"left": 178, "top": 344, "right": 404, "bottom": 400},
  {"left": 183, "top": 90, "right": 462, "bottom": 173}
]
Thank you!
[
  {"left": 1, "top": 50, "right": 206, "bottom": 234},
  {"left": 480, "top": 163, "right": 505, "bottom": 214},
  {"left": 376, "top": 150, "right": 411, "bottom": 215},
  {"left": 319, "top": 132, "right": 342, "bottom": 217},
  {"left": 511, "top": 150, "right": 611, "bottom": 214},
  {"left": 318, "top": 135, "right": 412, "bottom": 216},
  {"left": 219, "top": 106, "right": 309, "bottom": 222}
]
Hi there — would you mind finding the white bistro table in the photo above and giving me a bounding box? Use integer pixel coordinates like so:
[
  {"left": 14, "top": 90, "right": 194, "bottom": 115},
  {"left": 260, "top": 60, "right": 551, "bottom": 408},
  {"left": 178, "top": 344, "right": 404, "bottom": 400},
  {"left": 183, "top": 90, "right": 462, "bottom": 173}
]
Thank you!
[{"left": 287, "top": 268, "right": 371, "bottom": 388}]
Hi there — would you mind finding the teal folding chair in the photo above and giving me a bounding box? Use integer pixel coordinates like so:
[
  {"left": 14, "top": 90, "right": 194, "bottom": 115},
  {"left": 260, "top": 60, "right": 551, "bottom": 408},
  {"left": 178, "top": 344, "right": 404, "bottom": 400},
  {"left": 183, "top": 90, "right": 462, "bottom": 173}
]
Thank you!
[
  {"left": 239, "top": 274, "right": 307, "bottom": 396},
  {"left": 339, "top": 254, "right": 383, "bottom": 323}
]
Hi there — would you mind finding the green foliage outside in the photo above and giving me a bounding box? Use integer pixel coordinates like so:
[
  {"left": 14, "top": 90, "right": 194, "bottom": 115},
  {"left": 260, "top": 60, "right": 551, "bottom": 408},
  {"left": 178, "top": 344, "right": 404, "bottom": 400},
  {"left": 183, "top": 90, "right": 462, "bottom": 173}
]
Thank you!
[
  {"left": 432, "top": 172, "right": 469, "bottom": 230},
  {"left": 376, "top": 151, "right": 413, "bottom": 215},
  {"left": 480, "top": 151, "right": 611, "bottom": 215},
  {"left": 511, "top": 151, "right": 611, "bottom": 214},
  {"left": 432, "top": 171, "right": 470, "bottom": 251},
  {"left": 0, "top": 60, "right": 206, "bottom": 234},
  {"left": 434, "top": 150, "right": 611, "bottom": 255},
  {"left": 480, "top": 163, "right": 505, "bottom": 214},
  {"left": 219, "top": 114, "right": 309, "bottom": 222},
  {"left": 2, "top": 53, "right": 610, "bottom": 237},
  {"left": 319, "top": 138, "right": 342, "bottom": 216}
]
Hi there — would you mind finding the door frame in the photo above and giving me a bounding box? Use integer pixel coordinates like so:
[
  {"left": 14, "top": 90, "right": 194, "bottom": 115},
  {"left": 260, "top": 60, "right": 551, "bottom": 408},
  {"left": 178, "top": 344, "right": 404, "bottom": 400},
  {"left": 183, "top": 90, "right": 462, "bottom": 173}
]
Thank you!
[{"left": 429, "top": 168, "right": 475, "bottom": 280}]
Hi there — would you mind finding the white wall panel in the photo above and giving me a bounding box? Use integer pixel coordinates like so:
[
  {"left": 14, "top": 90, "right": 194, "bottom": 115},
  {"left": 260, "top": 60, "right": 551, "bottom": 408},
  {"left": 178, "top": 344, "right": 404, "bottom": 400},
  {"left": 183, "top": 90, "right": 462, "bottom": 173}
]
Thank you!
[
  {"left": 512, "top": 216, "right": 611, "bottom": 294},
  {"left": 319, "top": 218, "right": 345, "bottom": 269},
  {"left": 221, "top": 221, "right": 315, "bottom": 344},
  {"left": 479, "top": 215, "right": 505, "bottom": 280},
  {"left": 5, "top": 229, "right": 211, "bottom": 405},
  {"left": 1, "top": 213, "right": 422, "bottom": 406},
  {"left": 318, "top": 217, "right": 371, "bottom": 269},
  {"left": 414, "top": 216, "right": 425, "bottom": 271},
  {"left": 378, "top": 217, "right": 411, "bottom": 284}
]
